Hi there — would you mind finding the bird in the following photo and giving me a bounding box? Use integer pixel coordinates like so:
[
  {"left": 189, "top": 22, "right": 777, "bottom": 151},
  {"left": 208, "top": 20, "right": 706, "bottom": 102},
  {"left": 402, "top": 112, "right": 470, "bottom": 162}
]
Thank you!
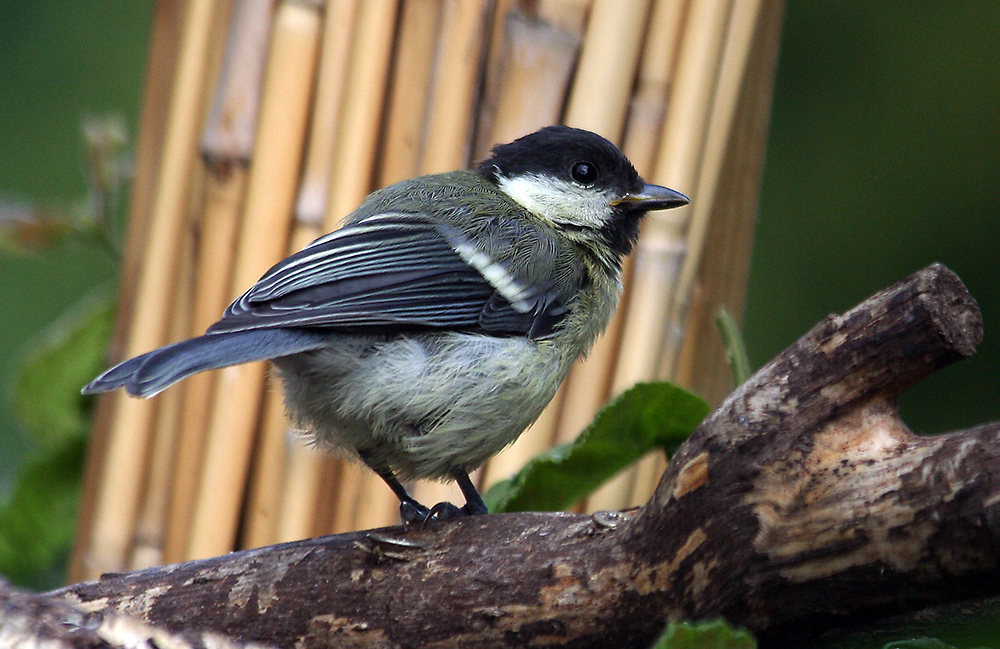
[{"left": 84, "top": 125, "right": 689, "bottom": 524}]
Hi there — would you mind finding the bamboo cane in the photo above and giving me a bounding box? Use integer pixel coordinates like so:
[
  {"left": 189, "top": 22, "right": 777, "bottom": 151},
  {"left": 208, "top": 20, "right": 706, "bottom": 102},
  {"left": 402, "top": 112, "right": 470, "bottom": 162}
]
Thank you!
[
  {"left": 470, "top": 0, "right": 512, "bottom": 157},
  {"left": 612, "top": 0, "right": 733, "bottom": 393},
  {"left": 127, "top": 155, "right": 215, "bottom": 568},
  {"left": 473, "top": 1, "right": 588, "bottom": 160},
  {"left": 538, "top": 0, "right": 592, "bottom": 33},
  {"left": 127, "top": 0, "right": 236, "bottom": 566},
  {"left": 162, "top": 168, "right": 250, "bottom": 562},
  {"left": 128, "top": 194, "right": 198, "bottom": 570},
  {"left": 564, "top": 0, "right": 653, "bottom": 141},
  {"left": 115, "top": 1, "right": 189, "bottom": 303},
  {"left": 241, "top": 0, "right": 360, "bottom": 548},
  {"left": 660, "top": 0, "right": 766, "bottom": 383},
  {"left": 295, "top": 0, "right": 361, "bottom": 225},
  {"left": 184, "top": 0, "right": 324, "bottom": 561},
  {"left": 161, "top": 0, "right": 273, "bottom": 564},
  {"left": 626, "top": 0, "right": 772, "bottom": 508},
  {"left": 352, "top": 466, "right": 413, "bottom": 532},
  {"left": 323, "top": 0, "right": 398, "bottom": 225},
  {"left": 77, "top": 0, "right": 228, "bottom": 579},
  {"left": 665, "top": 0, "right": 784, "bottom": 403},
  {"left": 328, "top": 463, "right": 365, "bottom": 534},
  {"left": 273, "top": 440, "right": 329, "bottom": 543},
  {"left": 588, "top": 0, "right": 735, "bottom": 513},
  {"left": 310, "top": 450, "right": 342, "bottom": 537},
  {"left": 377, "top": 0, "right": 443, "bottom": 187},
  {"left": 240, "top": 383, "right": 293, "bottom": 547},
  {"left": 418, "top": 0, "right": 491, "bottom": 174},
  {"left": 69, "top": 0, "right": 185, "bottom": 584}
]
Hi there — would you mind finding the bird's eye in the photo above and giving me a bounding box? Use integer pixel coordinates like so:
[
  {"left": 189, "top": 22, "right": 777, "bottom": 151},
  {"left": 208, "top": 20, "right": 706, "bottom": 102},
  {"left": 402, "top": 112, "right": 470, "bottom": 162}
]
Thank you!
[{"left": 570, "top": 161, "right": 598, "bottom": 186}]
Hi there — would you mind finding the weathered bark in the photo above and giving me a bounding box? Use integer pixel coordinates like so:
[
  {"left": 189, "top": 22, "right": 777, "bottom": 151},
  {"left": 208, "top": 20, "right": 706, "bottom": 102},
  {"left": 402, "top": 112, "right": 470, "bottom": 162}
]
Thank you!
[
  {"left": 0, "top": 578, "right": 273, "bottom": 649},
  {"left": 19, "top": 263, "right": 1000, "bottom": 648}
]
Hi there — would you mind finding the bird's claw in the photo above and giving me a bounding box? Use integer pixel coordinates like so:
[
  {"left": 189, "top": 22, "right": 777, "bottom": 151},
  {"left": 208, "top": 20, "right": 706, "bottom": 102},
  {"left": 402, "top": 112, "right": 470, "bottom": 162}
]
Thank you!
[
  {"left": 399, "top": 500, "right": 432, "bottom": 525},
  {"left": 427, "top": 501, "right": 466, "bottom": 520},
  {"left": 399, "top": 499, "right": 479, "bottom": 528}
]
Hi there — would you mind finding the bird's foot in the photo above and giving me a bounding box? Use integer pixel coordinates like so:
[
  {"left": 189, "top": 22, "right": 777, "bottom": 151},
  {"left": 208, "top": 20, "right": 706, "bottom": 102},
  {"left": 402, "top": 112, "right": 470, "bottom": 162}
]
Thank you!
[
  {"left": 427, "top": 501, "right": 466, "bottom": 520},
  {"left": 399, "top": 500, "right": 433, "bottom": 525},
  {"left": 396, "top": 467, "right": 489, "bottom": 526},
  {"left": 399, "top": 499, "right": 487, "bottom": 527}
]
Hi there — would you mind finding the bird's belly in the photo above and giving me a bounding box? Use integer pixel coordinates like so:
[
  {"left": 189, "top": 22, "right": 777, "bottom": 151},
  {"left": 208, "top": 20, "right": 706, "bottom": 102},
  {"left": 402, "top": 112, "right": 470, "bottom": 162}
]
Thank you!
[{"left": 272, "top": 332, "right": 569, "bottom": 480}]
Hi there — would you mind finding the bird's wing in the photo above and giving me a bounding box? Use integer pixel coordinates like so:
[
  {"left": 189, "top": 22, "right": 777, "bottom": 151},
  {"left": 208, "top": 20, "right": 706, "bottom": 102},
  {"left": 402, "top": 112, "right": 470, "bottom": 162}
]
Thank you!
[{"left": 207, "top": 213, "right": 569, "bottom": 338}]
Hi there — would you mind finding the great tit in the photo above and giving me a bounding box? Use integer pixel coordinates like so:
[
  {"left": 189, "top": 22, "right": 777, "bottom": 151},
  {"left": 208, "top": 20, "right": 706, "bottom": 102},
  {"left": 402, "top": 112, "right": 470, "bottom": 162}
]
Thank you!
[{"left": 84, "top": 125, "right": 689, "bottom": 523}]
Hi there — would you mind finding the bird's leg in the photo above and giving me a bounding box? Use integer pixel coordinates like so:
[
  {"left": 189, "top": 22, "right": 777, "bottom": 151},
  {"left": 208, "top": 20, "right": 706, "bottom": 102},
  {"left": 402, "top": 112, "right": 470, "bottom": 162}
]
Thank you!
[
  {"left": 359, "top": 451, "right": 488, "bottom": 524},
  {"left": 383, "top": 475, "right": 434, "bottom": 526},
  {"left": 451, "top": 467, "right": 489, "bottom": 515},
  {"left": 359, "top": 451, "right": 431, "bottom": 525},
  {"left": 425, "top": 467, "right": 489, "bottom": 520}
]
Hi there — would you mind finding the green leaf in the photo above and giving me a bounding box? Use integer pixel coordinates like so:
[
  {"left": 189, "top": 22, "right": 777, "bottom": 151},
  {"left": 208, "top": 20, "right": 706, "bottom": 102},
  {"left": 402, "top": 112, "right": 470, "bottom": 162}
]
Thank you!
[
  {"left": 0, "top": 434, "right": 86, "bottom": 589},
  {"left": 12, "top": 288, "right": 115, "bottom": 450},
  {"left": 715, "top": 307, "right": 752, "bottom": 387},
  {"left": 485, "top": 382, "right": 709, "bottom": 513},
  {"left": 650, "top": 619, "right": 757, "bottom": 649},
  {"left": 1, "top": 289, "right": 115, "bottom": 587}
]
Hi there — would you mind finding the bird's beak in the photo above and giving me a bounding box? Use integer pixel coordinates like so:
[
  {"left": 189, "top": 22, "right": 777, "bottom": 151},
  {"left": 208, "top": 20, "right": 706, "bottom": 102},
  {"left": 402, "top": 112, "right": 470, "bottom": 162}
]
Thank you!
[{"left": 613, "top": 184, "right": 690, "bottom": 211}]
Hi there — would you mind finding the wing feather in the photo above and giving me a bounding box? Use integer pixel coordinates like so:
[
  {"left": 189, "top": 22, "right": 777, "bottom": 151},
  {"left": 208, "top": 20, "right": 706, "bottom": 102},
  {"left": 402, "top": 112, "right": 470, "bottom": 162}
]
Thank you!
[{"left": 207, "top": 214, "right": 568, "bottom": 338}]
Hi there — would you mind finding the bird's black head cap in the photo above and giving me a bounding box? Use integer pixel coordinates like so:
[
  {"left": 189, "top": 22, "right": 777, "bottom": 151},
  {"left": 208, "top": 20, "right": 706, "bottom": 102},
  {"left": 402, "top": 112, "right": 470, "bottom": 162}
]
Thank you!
[{"left": 477, "top": 125, "right": 645, "bottom": 198}]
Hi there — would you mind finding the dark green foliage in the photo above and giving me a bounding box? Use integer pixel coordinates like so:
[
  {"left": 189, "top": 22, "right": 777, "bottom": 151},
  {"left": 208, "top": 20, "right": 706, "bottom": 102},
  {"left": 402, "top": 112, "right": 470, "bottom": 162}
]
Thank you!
[
  {"left": 485, "top": 382, "right": 709, "bottom": 513},
  {"left": 0, "top": 291, "right": 114, "bottom": 588},
  {"left": 649, "top": 619, "right": 756, "bottom": 649}
]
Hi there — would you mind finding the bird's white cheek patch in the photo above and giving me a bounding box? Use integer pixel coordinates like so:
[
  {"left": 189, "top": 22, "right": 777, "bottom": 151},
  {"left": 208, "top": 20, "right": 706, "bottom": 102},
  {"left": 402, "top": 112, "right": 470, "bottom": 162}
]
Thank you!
[
  {"left": 496, "top": 174, "right": 615, "bottom": 231},
  {"left": 452, "top": 242, "right": 533, "bottom": 313},
  {"left": 496, "top": 174, "right": 551, "bottom": 220}
]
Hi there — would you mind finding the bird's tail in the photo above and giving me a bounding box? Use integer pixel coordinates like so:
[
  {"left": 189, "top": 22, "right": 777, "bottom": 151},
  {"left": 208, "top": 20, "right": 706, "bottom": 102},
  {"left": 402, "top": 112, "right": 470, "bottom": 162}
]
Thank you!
[{"left": 82, "top": 329, "right": 328, "bottom": 398}]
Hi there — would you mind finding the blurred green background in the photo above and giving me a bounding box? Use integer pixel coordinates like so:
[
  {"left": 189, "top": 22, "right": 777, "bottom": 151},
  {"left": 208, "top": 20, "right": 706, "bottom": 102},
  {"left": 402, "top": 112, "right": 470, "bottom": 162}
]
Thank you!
[
  {"left": 746, "top": 2, "right": 1000, "bottom": 437},
  {"left": 0, "top": 0, "right": 998, "bottom": 598},
  {"left": 0, "top": 1, "right": 151, "bottom": 492}
]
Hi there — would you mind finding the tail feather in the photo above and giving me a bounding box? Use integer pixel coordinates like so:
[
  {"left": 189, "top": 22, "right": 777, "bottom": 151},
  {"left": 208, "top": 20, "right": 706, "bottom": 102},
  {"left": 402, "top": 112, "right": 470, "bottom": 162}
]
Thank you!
[{"left": 83, "top": 329, "right": 328, "bottom": 398}]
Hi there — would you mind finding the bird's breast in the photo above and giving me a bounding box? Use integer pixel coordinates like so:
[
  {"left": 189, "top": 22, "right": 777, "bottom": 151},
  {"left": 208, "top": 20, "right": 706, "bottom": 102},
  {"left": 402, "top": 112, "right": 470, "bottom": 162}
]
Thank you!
[{"left": 272, "top": 331, "right": 572, "bottom": 479}]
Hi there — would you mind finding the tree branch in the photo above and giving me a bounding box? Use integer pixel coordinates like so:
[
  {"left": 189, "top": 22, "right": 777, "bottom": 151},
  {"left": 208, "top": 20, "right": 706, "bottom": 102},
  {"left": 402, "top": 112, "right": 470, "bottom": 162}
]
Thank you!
[{"left": 25, "top": 263, "right": 999, "bottom": 649}]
